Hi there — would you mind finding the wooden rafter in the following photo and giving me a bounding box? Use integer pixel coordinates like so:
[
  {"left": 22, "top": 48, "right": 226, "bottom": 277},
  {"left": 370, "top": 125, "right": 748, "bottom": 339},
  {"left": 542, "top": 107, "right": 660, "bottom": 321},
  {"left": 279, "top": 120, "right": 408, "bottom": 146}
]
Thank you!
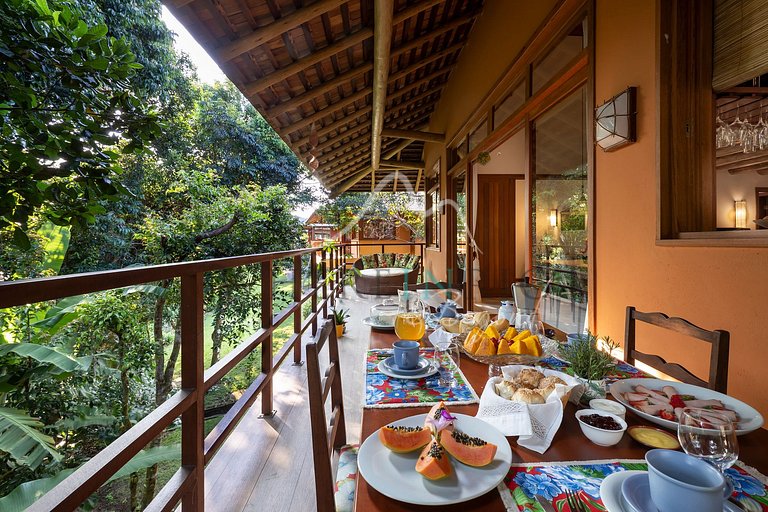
[
  {"left": 217, "top": 0, "right": 349, "bottom": 62},
  {"left": 282, "top": 88, "right": 372, "bottom": 134},
  {"left": 381, "top": 128, "right": 444, "bottom": 143},
  {"left": 371, "top": 0, "right": 393, "bottom": 172},
  {"left": 379, "top": 160, "right": 425, "bottom": 169},
  {"left": 293, "top": 106, "right": 373, "bottom": 148}
]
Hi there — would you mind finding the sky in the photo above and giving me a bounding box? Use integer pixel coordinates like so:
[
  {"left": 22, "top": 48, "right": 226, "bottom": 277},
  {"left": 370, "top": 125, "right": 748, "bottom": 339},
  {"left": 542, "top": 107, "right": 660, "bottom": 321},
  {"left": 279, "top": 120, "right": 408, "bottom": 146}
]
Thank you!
[{"left": 160, "top": 7, "right": 324, "bottom": 220}]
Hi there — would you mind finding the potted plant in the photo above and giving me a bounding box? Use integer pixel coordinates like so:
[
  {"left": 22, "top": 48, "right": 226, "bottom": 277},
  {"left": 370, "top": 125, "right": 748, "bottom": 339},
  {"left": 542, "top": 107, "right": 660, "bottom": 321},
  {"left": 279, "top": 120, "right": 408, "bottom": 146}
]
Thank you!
[
  {"left": 332, "top": 307, "right": 349, "bottom": 338},
  {"left": 559, "top": 331, "right": 618, "bottom": 400}
]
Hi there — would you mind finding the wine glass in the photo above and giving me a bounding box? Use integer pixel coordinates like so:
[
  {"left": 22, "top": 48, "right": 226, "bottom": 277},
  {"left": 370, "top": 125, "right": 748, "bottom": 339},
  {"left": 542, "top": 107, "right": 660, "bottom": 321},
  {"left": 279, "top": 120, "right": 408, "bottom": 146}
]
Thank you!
[{"left": 677, "top": 408, "right": 739, "bottom": 494}]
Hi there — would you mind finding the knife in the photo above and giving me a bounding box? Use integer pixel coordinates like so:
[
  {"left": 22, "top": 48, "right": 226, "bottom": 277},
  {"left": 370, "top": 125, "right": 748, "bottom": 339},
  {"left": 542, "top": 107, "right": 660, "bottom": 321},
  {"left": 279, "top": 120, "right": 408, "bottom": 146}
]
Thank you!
[{"left": 534, "top": 494, "right": 557, "bottom": 512}]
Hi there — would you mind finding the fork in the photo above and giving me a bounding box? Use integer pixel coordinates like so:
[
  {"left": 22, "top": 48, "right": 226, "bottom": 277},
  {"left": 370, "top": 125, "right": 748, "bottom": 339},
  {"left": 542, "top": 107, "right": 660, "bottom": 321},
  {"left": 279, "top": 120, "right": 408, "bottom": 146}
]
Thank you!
[{"left": 564, "top": 489, "right": 588, "bottom": 512}]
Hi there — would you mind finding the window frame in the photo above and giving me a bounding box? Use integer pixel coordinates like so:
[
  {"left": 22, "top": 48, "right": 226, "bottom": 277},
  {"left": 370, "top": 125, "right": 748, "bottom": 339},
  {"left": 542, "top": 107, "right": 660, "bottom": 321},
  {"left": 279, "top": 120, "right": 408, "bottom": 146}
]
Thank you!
[{"left": 425, "top": 163, "right": 441, "bottom": 250}]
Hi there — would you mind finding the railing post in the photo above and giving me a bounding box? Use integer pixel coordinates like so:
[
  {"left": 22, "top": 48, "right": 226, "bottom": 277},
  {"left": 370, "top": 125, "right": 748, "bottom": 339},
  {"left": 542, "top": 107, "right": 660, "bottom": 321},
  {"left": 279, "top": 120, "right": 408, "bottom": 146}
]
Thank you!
[
  {"left": 419, "top": 243, "right": 424, "bottom": 282},
  {"left": 260, "top": 260, "right": 275, "bottom": 417},
  {"left": 180, "top": 273, "right": 205, "bottom": 510},
  {"left": 321, "top": 249, "right": 328, "bottom": 318},
  {"left": 329, "top": 247, "right": 336, "bottom": 308},
  {"left": 311, "top": 251, "right": 318, "bottom": 335},
  {"left": 292, "top": 255, "right": 303, "bottom": 365}
]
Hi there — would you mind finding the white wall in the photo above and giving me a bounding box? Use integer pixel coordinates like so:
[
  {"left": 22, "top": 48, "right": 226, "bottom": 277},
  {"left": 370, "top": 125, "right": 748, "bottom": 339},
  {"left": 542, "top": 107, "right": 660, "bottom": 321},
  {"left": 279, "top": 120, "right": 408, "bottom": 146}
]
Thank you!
[{"left": 716, "top": 170, "right": 768, "bottom": 228}]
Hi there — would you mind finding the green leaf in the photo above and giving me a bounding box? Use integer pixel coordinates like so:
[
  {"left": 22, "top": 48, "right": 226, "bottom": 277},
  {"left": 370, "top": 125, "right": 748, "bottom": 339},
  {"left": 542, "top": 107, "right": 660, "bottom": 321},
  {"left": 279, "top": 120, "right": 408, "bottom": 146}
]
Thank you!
[
  {"left": 31, "top": 294, "right": 92, "bottom": 334},
  {"left": 52, "top": 414, "right": 117, "bottom": 431},
  {"left": 12, "top": 228, "right": 30, "bottom": 250},
  {"left": 89, "top": 24, "right": 108, "bottom": 38},
  {"left": 0, "top": 344, "right": 91, "bottom": 373},
  {"left": 120, "top": 284, "right": 167, "bottom": 297},
  {"left": 0, "top": 444, "right": 179, "bottom": 511},
  {"left": 0, "top": 407, "right": 60, "bottom": 470},
  {"left": 38, "top": 221, "right": 70, "bottom": 274}
]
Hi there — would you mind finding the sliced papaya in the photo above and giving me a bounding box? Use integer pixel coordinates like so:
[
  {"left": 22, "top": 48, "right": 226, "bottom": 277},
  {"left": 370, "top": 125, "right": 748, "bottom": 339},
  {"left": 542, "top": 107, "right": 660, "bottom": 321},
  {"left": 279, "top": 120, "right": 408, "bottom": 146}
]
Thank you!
[
  {"left": 440, "top": 428, "right": 498, "bottom": 467},
  {"left": 378, "top": 425, "right": 432, "bottom": 453},
  {"left": 415, "top": 439, "right": 453, "bottom": 480},
  {"left": 464, "top": 327, "right": 482, "bottom": 353},
  {"left": 520, "top": 335, "right": 543, "bottom": 356}
]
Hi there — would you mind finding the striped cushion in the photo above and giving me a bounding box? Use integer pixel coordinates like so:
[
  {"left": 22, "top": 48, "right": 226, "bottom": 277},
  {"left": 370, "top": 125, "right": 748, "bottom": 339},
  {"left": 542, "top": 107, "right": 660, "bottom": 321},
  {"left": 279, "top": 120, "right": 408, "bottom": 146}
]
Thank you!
[{"left": 334, "top": 444, "right": 359, "bottom": 512}]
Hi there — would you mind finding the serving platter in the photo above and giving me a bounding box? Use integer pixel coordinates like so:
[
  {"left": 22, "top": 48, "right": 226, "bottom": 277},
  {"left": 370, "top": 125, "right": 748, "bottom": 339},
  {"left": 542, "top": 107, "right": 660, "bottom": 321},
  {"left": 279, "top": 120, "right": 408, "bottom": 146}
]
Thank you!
[
  {"left": 362, "top": 316, "right": 395, "bottom": 330},
  {"left": 609, "top": 378, "right": 764, "bottom": 435},
  {"left": 356, "top": 413, "right": 513, "bottom": 506}
]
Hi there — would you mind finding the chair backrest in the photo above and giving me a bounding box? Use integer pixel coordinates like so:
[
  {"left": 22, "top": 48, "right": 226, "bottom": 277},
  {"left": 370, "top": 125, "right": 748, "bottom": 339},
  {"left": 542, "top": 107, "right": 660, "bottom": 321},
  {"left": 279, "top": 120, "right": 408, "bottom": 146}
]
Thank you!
[
  {"left": 306, "top": 318, "right": 347, "bottom": 511},
  {"left": 624, "top": 306, "right": 730, "bottom": 393}
]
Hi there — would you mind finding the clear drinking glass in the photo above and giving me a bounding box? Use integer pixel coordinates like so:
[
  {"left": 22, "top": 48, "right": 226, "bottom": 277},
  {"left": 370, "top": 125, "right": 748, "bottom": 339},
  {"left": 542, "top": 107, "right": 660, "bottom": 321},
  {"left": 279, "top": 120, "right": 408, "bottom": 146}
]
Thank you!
[
  {"left": 434, "top": 339, "right": 460, "bottom": 388},
  {"left": 677, "top": 407, "right": 739, "bottom": 490}
]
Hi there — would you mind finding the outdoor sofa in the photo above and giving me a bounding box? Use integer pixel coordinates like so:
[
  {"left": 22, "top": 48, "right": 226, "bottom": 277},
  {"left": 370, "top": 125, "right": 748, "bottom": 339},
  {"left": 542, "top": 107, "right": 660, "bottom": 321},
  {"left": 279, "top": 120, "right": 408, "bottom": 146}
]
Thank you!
[{"left": 352, "top": 253, "right": 421, "bottom": 295}]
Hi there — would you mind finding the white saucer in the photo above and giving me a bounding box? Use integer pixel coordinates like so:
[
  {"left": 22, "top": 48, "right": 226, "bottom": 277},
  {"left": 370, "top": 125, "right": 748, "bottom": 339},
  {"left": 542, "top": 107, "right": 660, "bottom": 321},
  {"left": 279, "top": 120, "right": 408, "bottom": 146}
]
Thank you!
[
  {"left": 377, "top": 358, "right": 438, "bottom": 379},
  {"left": 609, "top": 472, "right": 740, "bottom": 512},
  {"left": 600, "top": 470, "right": 646, "bottom": 512},
  {"left": 362, "top": 317, "right": 395, "bottom": 330}
]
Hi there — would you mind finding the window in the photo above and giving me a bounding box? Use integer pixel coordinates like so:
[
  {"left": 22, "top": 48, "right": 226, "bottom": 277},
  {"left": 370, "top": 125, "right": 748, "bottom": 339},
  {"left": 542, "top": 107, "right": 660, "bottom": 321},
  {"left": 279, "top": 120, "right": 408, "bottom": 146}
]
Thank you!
[
  {"left": 468, "top": 118, "right": 488, "bottom": 152},
  {"left": 494, "top": 82, "right": 526, "bottom": 130},
  {"left": 659, "top": 0, "right": 768, "bottom": 241},
  {"left": 425, "top": 161, "right": 441, "bottom": 249},
  {"left": 532, "top": 18, "right": 587, "bottom": 94}
]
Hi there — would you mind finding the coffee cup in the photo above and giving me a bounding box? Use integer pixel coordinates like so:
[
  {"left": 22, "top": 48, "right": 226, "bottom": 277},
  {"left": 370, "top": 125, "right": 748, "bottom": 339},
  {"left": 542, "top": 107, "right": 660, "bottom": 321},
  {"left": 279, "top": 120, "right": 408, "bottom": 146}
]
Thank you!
[
  {"left": 645, "top": 449, "right": 725, "bottom": 512},
  {"left": 393, "top": 340, "right": 420, "bottom": 370}
]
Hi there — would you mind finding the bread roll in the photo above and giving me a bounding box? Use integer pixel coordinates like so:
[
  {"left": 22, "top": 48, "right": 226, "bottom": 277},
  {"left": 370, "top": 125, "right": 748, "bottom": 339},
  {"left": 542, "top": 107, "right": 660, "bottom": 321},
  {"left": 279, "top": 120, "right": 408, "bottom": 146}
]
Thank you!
[
  {"left": 474, "top": 311, "right": 491, "bottom": 330},
  {"left": 518, "top": 368, "right": 545, "bottom": 389},
  {"left": 511, "top": 388, "right": 545, "bottom": 405},
  {"left": 491, "top": 317, "right": 509, "bottom": 332},
  {"left": 539, "top": 376, "right": 566, "bottom": 389},
  {"left": 439, "top": 317, "right": 461, "bottom": 334},
  {"left": 537, "top": 384, "right": 557, "bottom": 400},
  {"left": 494, "top": 380, "right": 519, "bottom": 400}
]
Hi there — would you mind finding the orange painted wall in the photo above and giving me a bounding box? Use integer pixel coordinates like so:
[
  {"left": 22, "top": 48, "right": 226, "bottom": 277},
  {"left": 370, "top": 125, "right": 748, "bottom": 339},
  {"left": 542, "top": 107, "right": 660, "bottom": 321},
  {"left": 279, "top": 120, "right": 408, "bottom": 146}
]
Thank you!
[
  {"left": 594, "top": 0, "right": 768, "bottom": 418},
  {"left": 422, "top": 0, "right": 557, "bottom": 282}
]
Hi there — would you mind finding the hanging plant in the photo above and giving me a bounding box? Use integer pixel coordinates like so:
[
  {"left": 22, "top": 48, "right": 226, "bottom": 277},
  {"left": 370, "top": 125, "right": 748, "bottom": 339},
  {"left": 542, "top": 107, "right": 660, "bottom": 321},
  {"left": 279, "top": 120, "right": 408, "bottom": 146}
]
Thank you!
[{"left": 476, "top": 151, "right": 491, "bottom": 165}]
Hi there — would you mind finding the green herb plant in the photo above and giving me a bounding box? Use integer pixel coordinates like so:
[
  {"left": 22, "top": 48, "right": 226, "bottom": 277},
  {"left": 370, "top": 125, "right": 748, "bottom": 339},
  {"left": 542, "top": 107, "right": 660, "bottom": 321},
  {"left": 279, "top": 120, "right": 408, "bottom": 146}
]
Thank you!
[
  {"left": 559, "top": 332, "right": 618, "bottom": 381},
  {"left": 332, "top": 307, "right": 350, "bottom": 326}
]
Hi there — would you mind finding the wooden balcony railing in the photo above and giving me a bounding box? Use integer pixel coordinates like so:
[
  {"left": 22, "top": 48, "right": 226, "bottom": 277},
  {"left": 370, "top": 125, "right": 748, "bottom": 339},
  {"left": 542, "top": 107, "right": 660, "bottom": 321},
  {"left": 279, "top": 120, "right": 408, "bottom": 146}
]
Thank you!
[{"left": 0, "top": 244, "right": 348, "bottom": 511}]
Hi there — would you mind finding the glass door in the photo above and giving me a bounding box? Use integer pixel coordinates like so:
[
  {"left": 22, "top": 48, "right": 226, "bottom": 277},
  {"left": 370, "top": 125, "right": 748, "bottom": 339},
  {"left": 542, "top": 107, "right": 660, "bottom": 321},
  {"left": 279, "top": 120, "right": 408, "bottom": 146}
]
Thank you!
[{"left": 531, "top": 86, "right": 588, "bottom": 333}]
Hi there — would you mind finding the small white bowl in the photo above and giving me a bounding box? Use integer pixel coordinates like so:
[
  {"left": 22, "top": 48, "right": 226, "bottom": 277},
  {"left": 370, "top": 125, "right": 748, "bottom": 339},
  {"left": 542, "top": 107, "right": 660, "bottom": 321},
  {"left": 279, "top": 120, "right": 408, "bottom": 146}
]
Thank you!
[
  {"left": 589, "top": 398, "right": 626, "bottom": 420},
  {"left": 575, "top": 409, "right": 627, "bottom": 446}
]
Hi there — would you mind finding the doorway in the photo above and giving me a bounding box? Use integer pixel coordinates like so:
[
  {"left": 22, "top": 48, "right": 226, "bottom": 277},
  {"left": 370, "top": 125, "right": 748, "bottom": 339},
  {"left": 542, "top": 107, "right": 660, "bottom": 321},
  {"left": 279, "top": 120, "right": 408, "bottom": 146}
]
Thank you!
[{"left": 475, "top": 174, "right": 518, "bottom": 297}]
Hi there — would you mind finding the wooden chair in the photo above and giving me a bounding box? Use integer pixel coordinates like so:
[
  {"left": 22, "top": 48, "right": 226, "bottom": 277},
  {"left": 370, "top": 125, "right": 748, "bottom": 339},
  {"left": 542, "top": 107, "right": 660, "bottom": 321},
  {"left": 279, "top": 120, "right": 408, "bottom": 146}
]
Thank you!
[
  {"left": 624, "top": 306, "right": 730, "bottom": 393},
  {"left": 306, "top": 318, "right": 358, "bottom": 512}
]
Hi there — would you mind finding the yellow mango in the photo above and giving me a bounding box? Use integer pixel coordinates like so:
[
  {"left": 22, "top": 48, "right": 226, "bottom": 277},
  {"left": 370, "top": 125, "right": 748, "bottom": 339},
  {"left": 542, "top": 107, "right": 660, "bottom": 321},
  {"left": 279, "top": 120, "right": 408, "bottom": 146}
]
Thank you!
[
  {"left": 504, "top": 327, "right": 517, "bottom": 341},
  {"left": 497, "top": 338, "right": 513, "bottom": 355},
  {"left": 520, "top": 335, "right": 543, "bottom": 356},
  {"left": 464, "top": 327, "right": 482, "bottom": 353},
  {"left": 512, "top": 329, "right": 531, "bottom": 343},
  {"left": 484, "top": 324, "right": 500, "bottom": 341},
  {"left": 475, "top": 334, "right": 497, "bottom": 356},
  {"left": 508, "top": 340, "right": 524, "bottom": 354}
]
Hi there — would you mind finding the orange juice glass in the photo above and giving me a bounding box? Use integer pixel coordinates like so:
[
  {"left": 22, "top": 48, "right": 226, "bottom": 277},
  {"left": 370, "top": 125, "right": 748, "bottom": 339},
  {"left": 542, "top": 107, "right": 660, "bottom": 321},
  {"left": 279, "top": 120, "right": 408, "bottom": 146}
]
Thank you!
[{"left": 394, "top": 312, "right": 426, "bottom": 341}]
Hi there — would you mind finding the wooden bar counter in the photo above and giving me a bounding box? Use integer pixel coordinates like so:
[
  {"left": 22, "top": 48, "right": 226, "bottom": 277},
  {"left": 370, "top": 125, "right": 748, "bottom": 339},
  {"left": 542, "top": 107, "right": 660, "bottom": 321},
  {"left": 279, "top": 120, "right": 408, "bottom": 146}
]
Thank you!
[{"left": 353, "top": 329, "right": 768, "bottom": 511}]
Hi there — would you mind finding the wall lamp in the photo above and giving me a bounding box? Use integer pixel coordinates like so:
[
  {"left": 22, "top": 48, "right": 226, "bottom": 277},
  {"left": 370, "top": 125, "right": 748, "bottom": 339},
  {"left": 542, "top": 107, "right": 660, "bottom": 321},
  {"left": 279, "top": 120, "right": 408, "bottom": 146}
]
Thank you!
[
  {"left": 549, "top": 209, "right": 558, "bottom": 228},
  {"left": 735, "top": 200, "right": 747, "bottom": 229}
]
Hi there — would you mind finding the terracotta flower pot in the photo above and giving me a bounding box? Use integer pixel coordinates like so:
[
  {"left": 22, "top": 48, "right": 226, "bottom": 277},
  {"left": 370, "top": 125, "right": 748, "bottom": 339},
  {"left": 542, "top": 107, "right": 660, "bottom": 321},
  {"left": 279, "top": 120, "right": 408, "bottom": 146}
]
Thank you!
[{"left": 336, "top": 324, "right": 345, "bottom": 338}]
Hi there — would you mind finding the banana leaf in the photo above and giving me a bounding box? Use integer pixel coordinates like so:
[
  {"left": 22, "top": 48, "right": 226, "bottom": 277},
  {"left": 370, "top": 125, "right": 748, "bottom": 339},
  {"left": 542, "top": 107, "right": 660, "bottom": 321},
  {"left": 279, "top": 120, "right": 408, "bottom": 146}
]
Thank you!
[
  {"left": 52, "top": 414, "right": 117, "bottom": 431},
  {"left": 0, "top": 344, "right": 91, "bottom": 373},
  {"left": 0, "top": 407, "right": 60, "bottom": 470},
  {"left": 0, "top": 444, "right": 180, "bottom": 511}
]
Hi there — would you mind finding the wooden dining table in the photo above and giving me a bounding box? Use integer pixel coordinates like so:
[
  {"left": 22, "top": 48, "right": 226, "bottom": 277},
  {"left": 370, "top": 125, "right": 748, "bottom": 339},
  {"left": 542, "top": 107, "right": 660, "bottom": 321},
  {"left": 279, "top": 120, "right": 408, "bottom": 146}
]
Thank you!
[{"left": 353, "top": 329, "right": 768, "bottom": 511}]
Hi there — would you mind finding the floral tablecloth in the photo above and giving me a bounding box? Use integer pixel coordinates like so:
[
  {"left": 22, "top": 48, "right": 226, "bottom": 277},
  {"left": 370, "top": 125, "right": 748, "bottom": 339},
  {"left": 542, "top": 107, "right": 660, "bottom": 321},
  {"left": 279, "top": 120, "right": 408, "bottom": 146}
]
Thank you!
[
  {"left": 364, "top": 348, "right": 479, "bottom": 408},
  {"left": 500, "top": 459, "right": 768, "bottom": 511}
]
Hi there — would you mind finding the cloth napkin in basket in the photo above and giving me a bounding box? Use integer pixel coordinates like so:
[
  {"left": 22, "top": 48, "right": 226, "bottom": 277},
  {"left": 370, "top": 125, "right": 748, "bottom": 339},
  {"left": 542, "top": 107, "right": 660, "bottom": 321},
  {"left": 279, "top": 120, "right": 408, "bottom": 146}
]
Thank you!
[{"left": 476, "top": 365, "right": 583, "bottom": 454}]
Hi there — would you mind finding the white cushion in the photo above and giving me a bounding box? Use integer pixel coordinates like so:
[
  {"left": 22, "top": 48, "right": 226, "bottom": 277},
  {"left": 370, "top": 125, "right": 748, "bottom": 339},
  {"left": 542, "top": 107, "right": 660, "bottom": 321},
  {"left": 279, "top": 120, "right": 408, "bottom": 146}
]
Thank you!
[
  {"left": 359, "top": 267, "right": 410, "bottom": 278},
  {"left": 334, "top": 444, "right": 359, "bottom": 512}
]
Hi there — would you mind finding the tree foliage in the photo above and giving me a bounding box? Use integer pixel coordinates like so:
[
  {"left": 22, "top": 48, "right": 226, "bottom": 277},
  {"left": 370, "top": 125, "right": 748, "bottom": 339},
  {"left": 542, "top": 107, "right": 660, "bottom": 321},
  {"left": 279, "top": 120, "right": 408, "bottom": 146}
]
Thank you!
[{"left": 0, "top": 0, "right": 162, "bottom": 246}]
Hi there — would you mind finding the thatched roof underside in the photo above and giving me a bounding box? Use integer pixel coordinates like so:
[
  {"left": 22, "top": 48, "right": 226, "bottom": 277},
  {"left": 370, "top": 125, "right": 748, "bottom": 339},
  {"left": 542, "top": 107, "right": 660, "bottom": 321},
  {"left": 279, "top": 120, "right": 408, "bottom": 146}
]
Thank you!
[{"left": 165, "top": 0, "right": 484, "bottom": 194}]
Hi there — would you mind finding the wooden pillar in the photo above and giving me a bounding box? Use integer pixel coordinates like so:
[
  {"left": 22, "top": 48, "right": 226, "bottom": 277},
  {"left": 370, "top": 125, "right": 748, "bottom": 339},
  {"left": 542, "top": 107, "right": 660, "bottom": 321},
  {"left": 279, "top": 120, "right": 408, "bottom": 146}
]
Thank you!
[
  {"left": 180, "top": 273, "right": 205, "bottom": 510},
  {"left": 260, "top": 261, "right": 275, "bottom": 417}
]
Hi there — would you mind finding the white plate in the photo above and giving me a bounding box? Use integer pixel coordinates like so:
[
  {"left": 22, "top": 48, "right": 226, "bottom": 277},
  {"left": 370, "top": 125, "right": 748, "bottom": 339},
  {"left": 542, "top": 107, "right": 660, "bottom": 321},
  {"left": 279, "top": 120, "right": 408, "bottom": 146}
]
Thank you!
[
  {"left": 357, "top": 413, "right": 513, "bottom": 506},
  {"left": 377, "top": 359, "right": 438, "bottom": 380},
  {"left": 362, "top": 316, "right": 395, "bottom": 330},
  {"left": 609, "top": 378, "right": 764, "bottom": 435},
  {"left": 600, "top": 470, "right": 646, "bottom": 512}
]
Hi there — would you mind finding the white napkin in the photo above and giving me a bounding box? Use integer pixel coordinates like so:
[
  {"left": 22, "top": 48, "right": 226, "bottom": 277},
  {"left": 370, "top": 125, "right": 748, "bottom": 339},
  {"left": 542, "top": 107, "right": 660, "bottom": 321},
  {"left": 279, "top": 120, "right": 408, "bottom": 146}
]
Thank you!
[
  {"left": 476, "top": 365, "right": 583, "bottom": 454},
  {"left": 427, "top": 327, "right": 455, "bottom": 347}
]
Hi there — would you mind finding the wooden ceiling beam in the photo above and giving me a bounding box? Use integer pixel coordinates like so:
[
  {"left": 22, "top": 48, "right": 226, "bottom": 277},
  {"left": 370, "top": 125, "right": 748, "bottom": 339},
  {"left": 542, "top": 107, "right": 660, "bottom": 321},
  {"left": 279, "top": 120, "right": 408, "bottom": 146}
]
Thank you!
[
  {"left": 265, "top": 63, "right": 373, "bottom": 117},
  {"left": 381, "top": 128, "right": 444, "bottom": 143},
  {"left": 716, "top": 150, "right": 768, "bottom": 167},
  {"left": 371, "top": 0, "right": 394, "bottom": 173},
  {"left": 323, "top": 138, "right": 411, "bottom": 187},
  {"left": 282, "top": 87, "right": 371, "bottom": 134},
  {"left": 387, "top": 67, "right": 451, "bottom": 103},
  {"left": 293, "top": 106, "right": 373, "bottom": 148},
  {"left": 380, "top": 160, "right": 425, "bottom": 170},
  {"left": 243, "top": 0, "right": 450, "bottom": 94},
  {"left": 313, "top": 125, "right": 370, "bottom": 153},
  {"left": 218, "top": 0, "right": 349, "bottom": 62},
  {"left": 387, "top": 41, "right": 464, "bottom": 84},
  {"left": 389, "top": 11, "right": 479, "bottom": 59},
  {"left": 320, "top": 141, "right": 370, "bottom": 165}
]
